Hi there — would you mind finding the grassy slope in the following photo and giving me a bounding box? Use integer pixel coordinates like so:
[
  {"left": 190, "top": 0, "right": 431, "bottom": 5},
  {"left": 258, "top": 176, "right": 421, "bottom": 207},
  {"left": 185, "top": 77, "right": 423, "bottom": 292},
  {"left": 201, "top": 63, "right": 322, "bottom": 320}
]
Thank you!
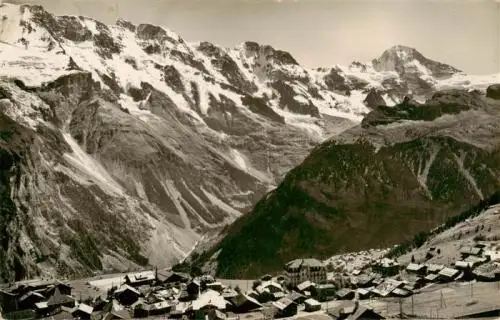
[{"left": 209, "top": 136, "right": 500, "bottom": 278}]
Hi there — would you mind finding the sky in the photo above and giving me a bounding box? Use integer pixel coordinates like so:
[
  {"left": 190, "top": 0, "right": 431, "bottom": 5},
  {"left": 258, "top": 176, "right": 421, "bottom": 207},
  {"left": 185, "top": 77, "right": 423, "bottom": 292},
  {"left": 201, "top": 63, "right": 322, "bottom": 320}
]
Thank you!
[{"left": 7, "top": 0, "right": 500, "bottom": 74}]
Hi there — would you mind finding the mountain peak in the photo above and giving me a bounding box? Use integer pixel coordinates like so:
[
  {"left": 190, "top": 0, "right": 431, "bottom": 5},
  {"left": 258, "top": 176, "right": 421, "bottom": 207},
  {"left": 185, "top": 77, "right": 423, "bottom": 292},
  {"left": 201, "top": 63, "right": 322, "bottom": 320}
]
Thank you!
[
  {"left": 372, "top": 44, "right": 461, "bottom": 78},
  {"left": 374, "top": 44, "right": 422, "bottom": 66}
]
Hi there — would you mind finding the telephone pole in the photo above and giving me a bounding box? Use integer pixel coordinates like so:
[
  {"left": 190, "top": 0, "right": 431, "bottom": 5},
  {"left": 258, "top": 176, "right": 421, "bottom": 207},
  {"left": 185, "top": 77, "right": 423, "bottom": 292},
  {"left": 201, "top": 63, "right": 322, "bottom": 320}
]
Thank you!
[
  {"left": 411, "top": 295, "right": 414, "bottom": 315},
  {"left": 399, "top": 298, "right": 403, "bottom": 318},
  {"left": 440, "top": 290, "right": 446, "bottom": 308}
]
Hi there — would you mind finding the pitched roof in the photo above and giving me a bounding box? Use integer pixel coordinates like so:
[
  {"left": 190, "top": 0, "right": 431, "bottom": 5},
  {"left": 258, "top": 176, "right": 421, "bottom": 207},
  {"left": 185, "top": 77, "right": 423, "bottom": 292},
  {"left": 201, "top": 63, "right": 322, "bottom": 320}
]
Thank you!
[
  {"left": 316, "top": 283, "right": 335, "bottom": 290},
  {"left": 336, "top": 288, "right": 354, "bottom": 298},
  {"left": 231, "top": 293, "right": 263, "bottom": 308},
  {"left": 287, "top": 292, "right": 305, "bottom": 302},
  {"left": 376, "top": 258, "right": 399, "bottom": 267},
  {"left": 286, "top": 258, "right": 324, "bottom": 270},
  {"left": 35, "top": 301, "right": 48, "bottom": 309},
  {"left": 47, "top": 288, "right": 74, "bottom": 307},
  {"left": 273, "top": 297, "right": 295, "bottom": 310},
  {"left": 459, "top": 246, "right": 482, "bottom": 255},
  {"left": 455, "top": 260, "right": 473, "bottom": 269},
  {"left": 406, "top": 263, "right": 425, "bottom": 271},
  {"left": 297, "top": 280, "right": 315, "bottom": 291},
  {"left": 304, "top": 298, "right": 320, "bottom": 306},
  {"left": 273, "top": 292, "right": 286, "bottom": 299},
  {"left": 438, "top": 267, "right": 460, "bottom": 278},
  {"left": 424, "top": 273, "right": 439, "bottom": 281},
  {"left": 125, "top": 271, "right": 155, "bottom": 283},
  {"left": 115, "top": 284, "right": 140, "bottom": 296},
  {"left": 356, "top": 288, "right": 370, "bottom": 296},
  {"left": 425, "top": 264, "right": 445, "bottom": 273},
  {"left": 256, "top": 281, "right": 283, "bottom": 292},
  {"left": 192, "top": 289, "right": 228, "bottom": 310},
  {"left": 19, "top": 291, "right": 45, "bottom": 302},
  {"left": 75, "top": 303, "right": 94, "bottom": 315},
  {"left": 147, "top": 301, "right": 171, "bottom": 310},
  {"left": 371, "top": 279, "right": 402, "bottom": 297}
]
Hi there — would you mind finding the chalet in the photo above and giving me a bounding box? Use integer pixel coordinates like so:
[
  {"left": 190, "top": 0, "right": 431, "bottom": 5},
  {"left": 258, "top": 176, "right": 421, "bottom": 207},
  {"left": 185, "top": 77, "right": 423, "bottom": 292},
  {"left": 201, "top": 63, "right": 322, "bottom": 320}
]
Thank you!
[
  {"left": 437, "top": 268, "right": 461, "bottom": 282},
  {"left": 178, "top": 288, "right": 190, "bottom": 302},
  {"left": 44, "top": 281, "right": 72, "bottom": 297},
  {"left": 372, "top": 258, "right": 400, "bottom": 276},
  {"left": 206, "top": 282, "right": 224, "bottom": 292},
  {"left": 426, "top": 264, "right": 445, "bottom": 274},
  {"left": 459, "top": 246, "right": 483, "bottom": 258},
  {"left": 351, "top": 274, "right": 375, "bottom": 288},
  {"left": 371, "top": 279, "right": 403, "bottom": 298},
  {"left": 10, "top": 279, "right": 55, "bottom": 296},
  {"left": 246, "top": 290, "right": 259, "bottom": 300},
  {"left": 424, "top": 273, "right": 439, "bottom": 283},
  {"left": 296, "top": 280, "right": 316, "bottom": 294},
  {"left": 276, "top": 276, "right": 289, "bottom": 287},
  {"left": 92, "top": 297, "right": 109, "bottom": 312},
  {"left": 170, "top": 302, "right": 190, "bottom": 318},
  {"left": 154, "top": 288, "right": 175, "bottom": 301},
  {"left": 115, "top": 285, "right": 141, "bottom": 306},
  {"left": 473, "top": 262, "right": 500, "bottom": 281},
  {"left": 287, "top": 292, "right": 306, "bottom": 305},
  {"left": 227, "top": 293, "right": 262, "bottom": 313},
  {"left": 72, "top": 303, "right": 93, "bottom": 319},
  {"left": 187, "top": 279, "right": 201, "bottom": 298},
  {"left": 371, "top": 276, "right": 384, "bottom": 286},
  {"left": 0, "top": 289, "right": 17, "bottom": 313},
  {"left": 355, "top": 288, "right": 371, "bottom": 300},
  {"left": 328, "top": 301, "right": 385, "bottom": 320},
  {"left": 455, "top": 261, "right": 474, "bottom": 270},
  {"left": 304, "top": 298, "right": 321, "bottom": 312},
  {"left": 272, "top": 292, "right": 286, "bottom": 301},
  {"left": 221, "top": 289, "right": 239, "bottom": 300},
  {"left": 200, "top": 275, "right": 216, "bottom": 284},
  {"left": 157, "top": 271, "right": 190, "bottom": 285},
  {"left": 284, "top": 259, "right": 327, "bottom": 287},
  {"left": 256, "top": 281, "right": 283, "bottom": 294},
  {"left": 191, "top": 290, "right": 229, "bottom": 320},
  {"left": 406, "top": 263, "right": 427, "bottom": 275},
  {"left": 35, "top": 301, "right": 49, "bottom": 317},
  {"left": 146, "top": 301, "right": 172, "bottom": 316},
  {"left": 272, "top": 297, "right": 297, "bottom": 318},
  {"left": 256, "top": 288, "right": 274, "bottom": 303},
  {"left": 18, "top": 291, "right": 46, "bottom": 310},
  {"left": 207, "top": 309, "right": 228, "bottom": 320},
  {"left": 102, "top": 299, "right": 132, "bottom": 320},
  {"left": 403, "top": 278, "right": 425, "bottom": 291},
  {"left": 313, "top": 283, "right": 336, "bottom": 302},
  {"left": 465, "top": 255, "right": 489, "bottom": 267},
  {"left": 261, "top": 275, "right": 273, "bottom": 281},
  {"left": 49, "top": 306, "right": 75, "bottom": 320},
  {"left": 124, "top": 271, "right": 155, "bottom": 287},
  {"left": 485, "top": 250, "right": 500, "bottom": 262},
  {"left": 392, "top": 288, "right": 412, "bottom": 298},
  {"left": 335, "top": 288, "right": 355, "bottom": 300},
  {"left": 132, "top": 302, "right": 149, "bottom": 318}
]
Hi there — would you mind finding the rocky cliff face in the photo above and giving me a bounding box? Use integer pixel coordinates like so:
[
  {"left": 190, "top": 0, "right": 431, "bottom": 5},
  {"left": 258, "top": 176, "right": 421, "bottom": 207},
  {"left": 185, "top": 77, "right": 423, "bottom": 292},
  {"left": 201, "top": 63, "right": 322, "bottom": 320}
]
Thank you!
[
  {"left": 199, "top": 87, "right": 500, "bottom": 278},
  {"left": 0, "top": 2, "right": 497, "bottom": 281}
]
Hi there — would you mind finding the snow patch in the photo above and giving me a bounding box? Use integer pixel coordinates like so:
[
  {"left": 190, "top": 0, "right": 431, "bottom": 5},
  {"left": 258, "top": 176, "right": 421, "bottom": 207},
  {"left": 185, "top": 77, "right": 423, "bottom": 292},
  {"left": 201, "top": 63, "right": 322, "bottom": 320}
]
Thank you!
[
  {"left": 200, "top": 186, "right": 241, "bottom": 218},
  {"left": 61, "top": 132, "right": 124, "bottom": 196}
]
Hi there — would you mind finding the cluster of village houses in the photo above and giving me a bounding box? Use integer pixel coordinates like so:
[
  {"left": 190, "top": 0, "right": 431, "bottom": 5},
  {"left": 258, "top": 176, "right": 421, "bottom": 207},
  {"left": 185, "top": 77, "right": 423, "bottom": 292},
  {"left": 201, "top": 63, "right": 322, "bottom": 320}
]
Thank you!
[{"left": 0, "top": 242, "right": 499, "bottom": 320}]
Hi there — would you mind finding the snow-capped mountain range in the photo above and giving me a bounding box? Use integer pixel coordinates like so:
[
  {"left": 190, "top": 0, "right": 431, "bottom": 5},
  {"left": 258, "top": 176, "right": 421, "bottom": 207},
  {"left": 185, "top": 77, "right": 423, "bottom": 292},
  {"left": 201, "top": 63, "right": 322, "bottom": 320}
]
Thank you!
[{"left": 0, "top": 1, "right": 498, "bottom": 280}]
